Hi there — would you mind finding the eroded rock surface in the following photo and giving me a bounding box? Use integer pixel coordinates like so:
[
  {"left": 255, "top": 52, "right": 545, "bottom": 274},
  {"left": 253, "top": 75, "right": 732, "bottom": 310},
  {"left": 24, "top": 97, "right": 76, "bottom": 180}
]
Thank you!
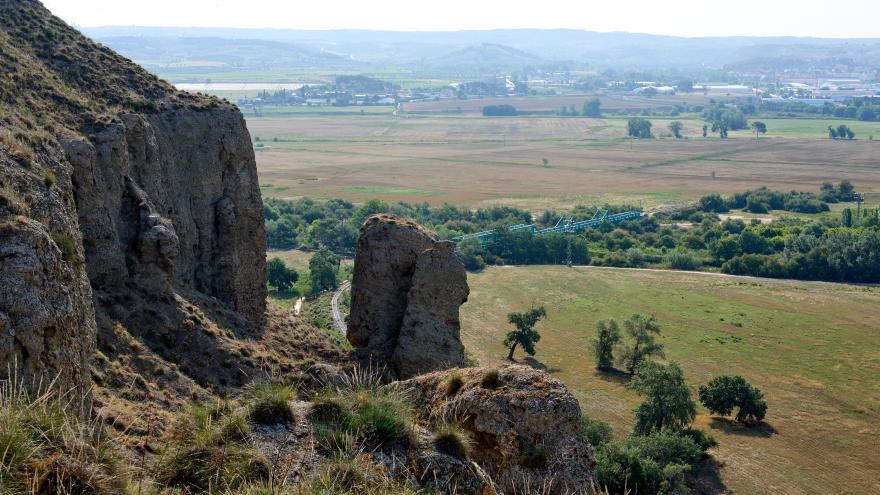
[
  {"left": 0, "top": 0, "right": 266, "bottom": 395},
  {"left": 402, "top": 366, "right": 596, "bottom": 493},
  {"left": 347, "top": 214, "right": 468, "bottom": 378},
  {"left": 393, "top": 240, "right": 469, "bottom": 378}
]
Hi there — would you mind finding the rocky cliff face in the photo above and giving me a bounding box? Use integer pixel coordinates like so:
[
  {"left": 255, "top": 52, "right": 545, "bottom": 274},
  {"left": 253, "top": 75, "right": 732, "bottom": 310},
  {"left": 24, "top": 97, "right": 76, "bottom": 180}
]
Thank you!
[
  {"left": 0, "top": 0, "right": 266, "bottom": 395},
  {"left": 347, "top": 214, "right": 468, "bottom": 378}
]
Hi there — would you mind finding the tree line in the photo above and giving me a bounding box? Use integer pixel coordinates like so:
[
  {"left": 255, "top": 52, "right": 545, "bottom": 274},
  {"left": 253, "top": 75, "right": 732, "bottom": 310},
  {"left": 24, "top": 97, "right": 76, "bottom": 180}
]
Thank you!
[{"left": 265, "top": 186, "right": 880, "bottom": 284}]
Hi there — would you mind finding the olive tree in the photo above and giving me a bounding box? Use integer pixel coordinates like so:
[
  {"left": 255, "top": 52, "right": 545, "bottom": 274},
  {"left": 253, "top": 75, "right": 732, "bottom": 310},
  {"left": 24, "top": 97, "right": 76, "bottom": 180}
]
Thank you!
[
  {"left": 628, "top": 361, "right": 697, "bottom": 434},
  {"left": 699, "top": 375, "right": 767, "bottom": 423},
  {"left": 618, "top": 314, "right": 664, "bottom": 374},
  {"left": 503, "top": 306, "right": 546, "bottom": 360},
  {"left": 592, "top": 319, "right": 621, "bottom": 370}
]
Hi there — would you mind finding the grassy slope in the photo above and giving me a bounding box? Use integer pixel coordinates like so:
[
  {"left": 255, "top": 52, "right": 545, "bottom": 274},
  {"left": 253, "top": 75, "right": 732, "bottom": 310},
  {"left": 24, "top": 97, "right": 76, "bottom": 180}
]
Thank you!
[{"left": 460, "top": 265, "right": 880, "bottom": 494}]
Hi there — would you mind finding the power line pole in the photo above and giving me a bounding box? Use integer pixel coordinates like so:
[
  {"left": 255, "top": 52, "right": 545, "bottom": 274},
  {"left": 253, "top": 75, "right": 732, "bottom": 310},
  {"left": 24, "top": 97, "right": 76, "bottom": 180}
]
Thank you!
[{"left": 566, "top": 232, "right": 573, "bottom": 268}]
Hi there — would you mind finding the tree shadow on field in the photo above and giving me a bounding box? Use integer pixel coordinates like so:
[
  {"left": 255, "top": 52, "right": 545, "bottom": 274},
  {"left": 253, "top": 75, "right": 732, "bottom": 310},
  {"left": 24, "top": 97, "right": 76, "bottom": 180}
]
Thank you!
[
  {"left": 709, "top": 417, "right": 778, "bottom": 438},
  {"left": 592, "top": 367, "right": 632, "bottom": 385},
  {"left": 520, "top": 357, "right": 561, "bottom": 373},
  {"left": 688, "top": 457, "right": 731, "bottom": 495}
]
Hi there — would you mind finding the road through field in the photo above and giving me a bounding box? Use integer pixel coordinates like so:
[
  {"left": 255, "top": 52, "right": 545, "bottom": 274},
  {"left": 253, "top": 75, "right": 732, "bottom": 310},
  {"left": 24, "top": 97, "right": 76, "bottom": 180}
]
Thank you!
[{"left": 331, "top": 281, "right": 351, "bottom": 336}]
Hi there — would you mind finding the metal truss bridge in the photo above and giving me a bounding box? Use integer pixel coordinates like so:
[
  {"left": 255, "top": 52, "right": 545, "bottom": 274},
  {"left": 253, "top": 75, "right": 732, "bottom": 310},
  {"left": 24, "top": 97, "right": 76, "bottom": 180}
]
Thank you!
[{"left": 451, "top": 209, "right": 643, "bottom": 246}]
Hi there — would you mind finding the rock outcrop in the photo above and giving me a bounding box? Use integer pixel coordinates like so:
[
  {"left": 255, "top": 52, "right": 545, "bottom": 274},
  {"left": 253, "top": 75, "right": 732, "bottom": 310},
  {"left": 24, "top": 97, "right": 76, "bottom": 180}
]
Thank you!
[
  {"left": 402, "top": 366, "right": 596, "bottom": 493},
  {"left": 0, "top": 0, "right": 265, "bottom": 395},
  {"left": 347, "top": 214, "right": 468, "bottom": 378}
]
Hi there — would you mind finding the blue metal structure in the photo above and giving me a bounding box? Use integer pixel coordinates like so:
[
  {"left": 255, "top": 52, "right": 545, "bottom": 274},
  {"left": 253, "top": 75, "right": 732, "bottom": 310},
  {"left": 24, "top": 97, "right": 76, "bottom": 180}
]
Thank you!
[{"left": 451, "top": 209, "right": 643, "bottom": 246}]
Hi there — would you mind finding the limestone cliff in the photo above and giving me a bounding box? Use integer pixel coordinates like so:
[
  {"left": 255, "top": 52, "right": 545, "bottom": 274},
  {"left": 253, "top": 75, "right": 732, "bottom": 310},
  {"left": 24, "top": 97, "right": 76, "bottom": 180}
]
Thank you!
[{"left": 0, "top": 0, "right": 266, "bottom": 395}]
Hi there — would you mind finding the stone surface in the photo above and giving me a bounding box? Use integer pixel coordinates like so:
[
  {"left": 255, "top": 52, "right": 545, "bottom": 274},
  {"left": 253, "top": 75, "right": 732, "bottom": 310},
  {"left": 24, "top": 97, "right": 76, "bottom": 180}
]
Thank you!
[
  {"left": 402, "top": 366, "right": 596, "bottom": 493},
  {"left": 347, "top": 214, "right": 468, "bottom": 378},
  {"left": 0, "top": 0, "right": 266, "bottom": 395},
  {"left": 0, "top": 218, "right": 95, "bottom": 395},
  {"left": 393, "top": 241, "right": 469, "bottom": 378}
]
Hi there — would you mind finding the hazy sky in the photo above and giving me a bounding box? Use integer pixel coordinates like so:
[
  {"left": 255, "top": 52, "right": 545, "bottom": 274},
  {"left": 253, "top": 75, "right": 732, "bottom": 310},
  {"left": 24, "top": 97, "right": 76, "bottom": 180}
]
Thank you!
[{"left": 43, "top": 0, "right": 879, "bottom": 38}]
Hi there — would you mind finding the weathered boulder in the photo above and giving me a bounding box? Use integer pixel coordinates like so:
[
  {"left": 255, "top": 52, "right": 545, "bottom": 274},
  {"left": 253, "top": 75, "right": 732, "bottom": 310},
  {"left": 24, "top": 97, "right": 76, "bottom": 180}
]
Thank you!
[
  {"left": 393, "top": 241, "right": 468, "bottom": 378},
  {"left": 347, "top": 215, "right": 468, "bottom": 378},
  {"left": 402, "top": 366, "right": 596, "bottom": 494}
]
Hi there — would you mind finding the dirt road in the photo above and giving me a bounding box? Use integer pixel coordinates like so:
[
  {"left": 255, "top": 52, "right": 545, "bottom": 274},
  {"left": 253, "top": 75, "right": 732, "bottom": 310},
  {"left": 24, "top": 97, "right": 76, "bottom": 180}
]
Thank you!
[{"left": 331, "top": 281, "right": 351, "bottom": 336}]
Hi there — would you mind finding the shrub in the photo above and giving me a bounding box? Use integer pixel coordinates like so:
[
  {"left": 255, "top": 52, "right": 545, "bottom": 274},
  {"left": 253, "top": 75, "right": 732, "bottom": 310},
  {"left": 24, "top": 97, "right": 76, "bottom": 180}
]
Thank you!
[
  {"left": 592, "top": 319, "right": 621, "bottom": 370},
  {"left": 310, "top": 397, "right": 350, "bottom": 424},
  {"left": 243, "top": 381, "right": 295, "bottom": 425},
  {"left": 679, "top": 427, "right": 718, "bottom": 453},
  {"left": 431, "top": 423, "right": 472, "bottom": 459},
  {"left": 51, "top": 232, "right": 76, "bottom": 262},
  {"left": 666, "top": 251, "right": 700, "bottom": 270},
  {"left": 300, "top": 453, "right": 421, "bottom": 494},
  {"left": 579, "top": 416, "right": 613, "bottom": 447},
  {"left": 266, "top": 257, "right": 298, "bottom": 291},
  {"left": 628, "top": 361, "right": 696, "bottom": 435},
  {"left": 482, "top": 104, "right": 517, "bottom": 116},
  {"left": 595, "top": 430, "right": 705, "bottom": 494}
]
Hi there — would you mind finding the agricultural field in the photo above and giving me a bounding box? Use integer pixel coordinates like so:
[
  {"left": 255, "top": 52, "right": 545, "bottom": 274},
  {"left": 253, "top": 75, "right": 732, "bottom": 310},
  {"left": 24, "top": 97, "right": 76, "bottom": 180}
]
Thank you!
[
  {"left": 460, "top": 265, "right": 880, "bottom": 495},
  {"left": 247, "top": 111, "right": 880, "bottom": 212},
  {"left": 402, "top": 93, "right": 727, "bottom": 114}
]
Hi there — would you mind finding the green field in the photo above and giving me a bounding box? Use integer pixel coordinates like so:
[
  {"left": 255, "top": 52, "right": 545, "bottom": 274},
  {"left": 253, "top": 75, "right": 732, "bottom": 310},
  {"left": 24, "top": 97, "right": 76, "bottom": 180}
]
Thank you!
[{"left": 461, "top": 266, "right": 880, "bottom": 494}]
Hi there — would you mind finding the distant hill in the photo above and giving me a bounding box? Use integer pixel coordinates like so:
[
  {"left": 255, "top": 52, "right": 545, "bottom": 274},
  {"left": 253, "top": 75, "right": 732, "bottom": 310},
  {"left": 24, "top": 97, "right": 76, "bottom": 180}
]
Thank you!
[
  {"left": 427, "top": 43, "right": 542, "bottom": 69},
  {"left": 83, "top": 27, "right": 880, "bottom": 73},
  {"left": 94, "top": 35, "right": 358, "bottom": 75}
]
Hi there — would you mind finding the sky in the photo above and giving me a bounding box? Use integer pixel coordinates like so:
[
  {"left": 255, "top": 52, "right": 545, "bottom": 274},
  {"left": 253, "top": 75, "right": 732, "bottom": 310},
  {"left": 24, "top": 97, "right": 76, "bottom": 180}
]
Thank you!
[{"left": 42, "top": 0, "right": 879, "bottom": 39}]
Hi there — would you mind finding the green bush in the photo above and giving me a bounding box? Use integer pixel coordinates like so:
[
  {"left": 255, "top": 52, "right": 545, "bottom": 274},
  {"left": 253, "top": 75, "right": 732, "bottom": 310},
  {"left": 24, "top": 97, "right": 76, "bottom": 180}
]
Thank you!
[
  {"left": 266, "top": 257, "right": 299, "bottom": 291},
  {"left": 579, "top": 416, "right": 614, "bottom": 447},
  {"left": 666, "top": 251, "right": 700, "bottom": 270},
  {"left": 699, "top": 375, "right": 767, "bottom": 423},
  {"left": 595, "top": 430, "right": 707, "bottom": 494},
  {"left": 51, "top": 232, "right": 76, "bottom": 263}
]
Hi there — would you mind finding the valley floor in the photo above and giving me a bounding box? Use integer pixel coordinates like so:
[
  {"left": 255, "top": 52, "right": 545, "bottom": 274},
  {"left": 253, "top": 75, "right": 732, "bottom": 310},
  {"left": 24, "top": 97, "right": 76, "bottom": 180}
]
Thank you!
[{"left": 461, "top": 265, "right": 880, "bottom": 494}]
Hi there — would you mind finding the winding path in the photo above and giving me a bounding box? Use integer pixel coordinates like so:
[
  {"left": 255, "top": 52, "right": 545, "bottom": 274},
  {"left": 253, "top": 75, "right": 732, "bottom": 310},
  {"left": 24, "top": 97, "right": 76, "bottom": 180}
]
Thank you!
[{"left": 331, "top": 281, "right": 351, "bottom": 336}]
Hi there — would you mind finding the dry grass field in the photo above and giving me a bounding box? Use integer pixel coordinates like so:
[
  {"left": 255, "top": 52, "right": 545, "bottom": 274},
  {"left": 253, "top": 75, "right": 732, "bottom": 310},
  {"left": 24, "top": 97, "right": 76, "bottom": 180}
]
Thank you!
[
  {"left": 249, "top": 113, "right": 880, "bottom": 211},
  {"left": 460, "top": 266, "right": 880, "bottom": 495}
]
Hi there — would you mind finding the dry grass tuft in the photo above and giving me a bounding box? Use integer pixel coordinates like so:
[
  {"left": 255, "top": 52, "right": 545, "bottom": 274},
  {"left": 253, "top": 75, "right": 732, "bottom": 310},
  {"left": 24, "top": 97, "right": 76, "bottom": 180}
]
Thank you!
[
  {"left": 0, "top": 376, "right": 129, "bottom": 494},
  {"left": 242, "top": 381, "right": 295, "bottom": 425},
  {"left": 431, "top": 422, "right": 472, "bottom": 460}
]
